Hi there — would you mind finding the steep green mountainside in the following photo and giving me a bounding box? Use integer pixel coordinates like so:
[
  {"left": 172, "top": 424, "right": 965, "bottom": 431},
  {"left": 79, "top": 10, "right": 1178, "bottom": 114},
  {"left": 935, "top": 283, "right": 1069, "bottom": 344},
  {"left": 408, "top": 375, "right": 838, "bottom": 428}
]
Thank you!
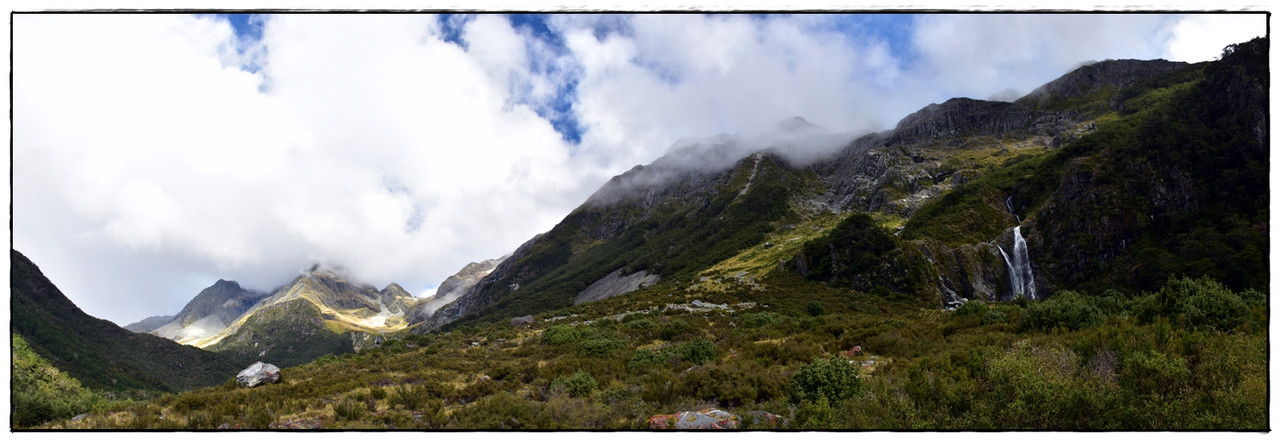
[
  {"left": 426, "top": 153, "right": 814, "bottom": 331},
  {"left": 419, "top": 45, "right": 1258, "bottom": 329},
  {"left": 903, "top": 37, "right": 1268, "bottom": 298},
  {"left": 11, "top": 249, "right": 244, "bottom": 393}
]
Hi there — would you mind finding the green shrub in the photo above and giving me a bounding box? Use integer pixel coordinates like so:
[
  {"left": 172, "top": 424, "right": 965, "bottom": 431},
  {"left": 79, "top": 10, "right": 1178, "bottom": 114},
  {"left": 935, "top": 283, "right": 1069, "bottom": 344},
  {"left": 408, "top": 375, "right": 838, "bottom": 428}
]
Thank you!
[
  {"left": 742, "top": 312, "right": 779, "bottom": 328},
  {"left": 1024, "top": 290, "right": 1103, "bottom": 331},
  {"left": 663, "top": 338, "right": 717, "bottom": 365},
  {"left": 660, "top": 319, "right": 691, "bottom": 340},
  {"left": 333, "top": 398, "right": 367, "bottom": 421},
  {"left": 1121, "top": 350, "right": 1190, "bottom": 398},
  {"left": 806, "top": 301, "right": 826, "bottom": 317},
  {"left": 454, "top": 391, "right": 533, "bottom": 429},
  {"left": 542, "top": 325, "right": 582, "bottom": 345},
  {"left": 981, "top": 309, "right": 1009, "bottom": 325},
  {"left": 391, "top": 384, "right": 431, "bottom": 411},
  {"left": 952, "top": 300, "right": 989, "bottom": 317},
  {"left": 244, "top": 402, "right": 274, "bottom": 429},
  {"left": 628, "top": 348, "right": 667, "bottom": 373},
  {"left": 1134, "top": 276, "right": 1251, "bottom": 331},
  {"left": 550, "top": 371, "right": 598, "bottom": 398},
  {"left": 577, "top": 334, "right": 626, "bottom": 357},
  {"left": 790, "top": 355, "right": 864, "bottom": 405},
  {"left": 626, "top": 318, "right": 658, "bottom": 330}
]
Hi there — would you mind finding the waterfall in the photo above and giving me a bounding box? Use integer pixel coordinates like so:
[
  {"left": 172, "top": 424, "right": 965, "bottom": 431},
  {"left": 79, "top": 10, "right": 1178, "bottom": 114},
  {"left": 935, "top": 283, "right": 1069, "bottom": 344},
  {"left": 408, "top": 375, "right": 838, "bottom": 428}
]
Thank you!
[
  {"left": 1005, "top": 196, "right": 1021, "bottom": 223},
  {"left": 998, "top": 226, "right": 1037, "bottom": 300},
  {"left": 998, "top": 192, "right": 1029, "bottom": 299}
]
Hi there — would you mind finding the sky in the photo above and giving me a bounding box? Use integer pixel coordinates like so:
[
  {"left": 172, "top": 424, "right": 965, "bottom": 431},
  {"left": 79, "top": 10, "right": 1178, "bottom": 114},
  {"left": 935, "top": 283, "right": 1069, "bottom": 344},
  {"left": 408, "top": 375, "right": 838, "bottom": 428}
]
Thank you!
[{"left": 10, "top": 12, "right": 1269, "bottom": 326}]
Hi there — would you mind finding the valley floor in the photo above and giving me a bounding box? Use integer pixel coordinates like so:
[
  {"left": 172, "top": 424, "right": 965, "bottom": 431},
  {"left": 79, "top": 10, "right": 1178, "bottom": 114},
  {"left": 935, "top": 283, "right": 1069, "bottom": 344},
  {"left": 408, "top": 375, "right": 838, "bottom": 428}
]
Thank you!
[{"left": 27, "top": 273, "right": 1267, "bottom": 430}]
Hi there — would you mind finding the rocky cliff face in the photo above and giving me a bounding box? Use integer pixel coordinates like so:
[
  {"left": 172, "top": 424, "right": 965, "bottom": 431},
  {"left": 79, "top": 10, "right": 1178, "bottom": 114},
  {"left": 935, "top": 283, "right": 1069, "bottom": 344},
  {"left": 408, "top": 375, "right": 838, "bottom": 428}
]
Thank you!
[{"left": 411, "top": 256, "right": 506, "bottom": 322}]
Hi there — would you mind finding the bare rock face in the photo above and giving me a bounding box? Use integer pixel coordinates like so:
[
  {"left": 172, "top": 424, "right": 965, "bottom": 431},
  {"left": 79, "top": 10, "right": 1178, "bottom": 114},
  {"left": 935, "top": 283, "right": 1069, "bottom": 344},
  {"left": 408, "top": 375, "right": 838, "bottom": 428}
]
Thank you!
[
  {"left": 236, "top": 361, "right": 280, "bottom": 388},
  {"left": 572, "top": 268, "right": 660, "bottom": 305},
  {"left": 174, "top": 280, "right": 269, "bottom": 326}
]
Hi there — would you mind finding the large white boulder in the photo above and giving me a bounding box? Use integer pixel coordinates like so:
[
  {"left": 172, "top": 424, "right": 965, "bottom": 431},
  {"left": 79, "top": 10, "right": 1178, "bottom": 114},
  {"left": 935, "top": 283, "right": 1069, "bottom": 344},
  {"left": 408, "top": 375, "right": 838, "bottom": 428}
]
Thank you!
[{"left": 236, "top": 361, "right": 280, "bottom": 388}]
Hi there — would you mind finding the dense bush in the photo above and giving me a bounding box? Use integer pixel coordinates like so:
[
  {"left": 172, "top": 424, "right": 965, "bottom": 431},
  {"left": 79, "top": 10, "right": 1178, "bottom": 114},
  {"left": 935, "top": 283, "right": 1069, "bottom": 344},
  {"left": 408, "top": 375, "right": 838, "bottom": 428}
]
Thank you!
[
  {"left": 806, "top": 301, "right": 826, "bottom": 317},
  {"left": 11, "top": 334, "right": 104, "bottom": 428},
  {"left": 660, "top": 319, "right": 691, "bottom": 340},
  {"left": 392, "top": 384, "right": 432, "bottom": 411},
  {"left": 332, "top": 398, "right": 367, "bottom": 421},
  {"left": 577, "top": 333, "right": 627, "bottom": 357},
  {"left": 542, "top": 325, "right": 582, "bottom": 345},
  {"left": 662, "top": 338, "right": 717, "bottom": 365},
  {"left": 550, "top": 371, "right": 598, "bottom": 398},
  {"left": 627, "top": 349, "right": 666, "bottom": 373},
  {"left": 742, "top": 312, "right": 780, "bottom": 328},
  {"left": 1132, "top": 276, "right": 1252, "bottom": 331},
  {"left": 790, "top": 355, "right": 864, "bottom": 405},
  {"left": 1023, "top": 291, "right": 1103, "bottom": 331}
]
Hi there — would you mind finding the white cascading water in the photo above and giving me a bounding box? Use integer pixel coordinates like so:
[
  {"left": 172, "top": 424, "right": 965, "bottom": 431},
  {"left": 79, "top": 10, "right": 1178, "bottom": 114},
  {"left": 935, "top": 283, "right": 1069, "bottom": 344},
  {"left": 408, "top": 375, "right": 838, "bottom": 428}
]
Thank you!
[
  {"left": 999, "top": 196, "right": 1036, "bottom": 300},
  {"left": 1005, "top": 196, "right": 1021, "bottom": 223}
]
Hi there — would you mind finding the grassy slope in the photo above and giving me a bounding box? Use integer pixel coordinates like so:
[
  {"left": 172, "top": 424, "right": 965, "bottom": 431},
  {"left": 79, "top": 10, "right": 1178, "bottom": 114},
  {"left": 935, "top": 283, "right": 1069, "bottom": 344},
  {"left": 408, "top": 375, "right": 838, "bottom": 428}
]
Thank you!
[{"left": 206, "top": 298, "right": 355, "bottom": 369}]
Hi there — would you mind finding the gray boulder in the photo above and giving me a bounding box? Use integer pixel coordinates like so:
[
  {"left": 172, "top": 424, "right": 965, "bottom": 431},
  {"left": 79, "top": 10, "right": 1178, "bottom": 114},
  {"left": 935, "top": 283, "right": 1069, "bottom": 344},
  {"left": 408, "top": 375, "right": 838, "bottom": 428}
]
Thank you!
[
  {"left": 236, "top": 361, "right": 280, "bottom": 388},
  {"left": 510, "top": 315, "right": 535, "bottom": 328}
]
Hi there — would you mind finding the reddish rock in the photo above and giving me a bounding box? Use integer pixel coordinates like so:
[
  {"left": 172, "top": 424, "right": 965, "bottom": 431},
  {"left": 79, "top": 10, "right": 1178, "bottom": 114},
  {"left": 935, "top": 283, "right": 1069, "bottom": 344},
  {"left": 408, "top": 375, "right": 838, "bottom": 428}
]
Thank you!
[{"left": 648, "top": 409, "right": 739, "bottom": 429}]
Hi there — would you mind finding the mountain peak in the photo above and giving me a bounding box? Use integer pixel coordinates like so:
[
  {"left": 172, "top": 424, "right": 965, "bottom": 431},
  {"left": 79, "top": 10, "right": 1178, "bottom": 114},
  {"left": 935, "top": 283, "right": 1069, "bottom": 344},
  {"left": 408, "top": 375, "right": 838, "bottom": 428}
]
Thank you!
[
  {"left": 776, "top": 116, "right": 819, "bottom": 133},
  {"left": 1017, "top": 58, "right": 1188, "bottom": 104}
]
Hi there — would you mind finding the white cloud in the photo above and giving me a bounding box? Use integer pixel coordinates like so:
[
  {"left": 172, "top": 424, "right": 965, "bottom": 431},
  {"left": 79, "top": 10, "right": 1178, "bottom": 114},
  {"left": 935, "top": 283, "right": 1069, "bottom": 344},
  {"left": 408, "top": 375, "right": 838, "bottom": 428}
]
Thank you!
[
  {"left": 560, "top": 14, "right": 912, "bottom": 174},
  {"left": 1165, "top": 14, "right": 1268, "bottom": 62},
  {"left": 14, "top": 14, "right": 587, "bottom": 323},
  {"left": 909, "top": 14, "right": 1177, "bottom": 101}
]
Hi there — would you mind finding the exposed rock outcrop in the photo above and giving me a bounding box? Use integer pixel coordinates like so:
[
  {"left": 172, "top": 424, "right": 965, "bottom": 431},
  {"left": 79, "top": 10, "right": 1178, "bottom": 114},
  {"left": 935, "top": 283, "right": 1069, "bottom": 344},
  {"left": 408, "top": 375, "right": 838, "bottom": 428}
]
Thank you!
[{"left": 572, "top": 268, "right": 660, "bottom": 305}]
